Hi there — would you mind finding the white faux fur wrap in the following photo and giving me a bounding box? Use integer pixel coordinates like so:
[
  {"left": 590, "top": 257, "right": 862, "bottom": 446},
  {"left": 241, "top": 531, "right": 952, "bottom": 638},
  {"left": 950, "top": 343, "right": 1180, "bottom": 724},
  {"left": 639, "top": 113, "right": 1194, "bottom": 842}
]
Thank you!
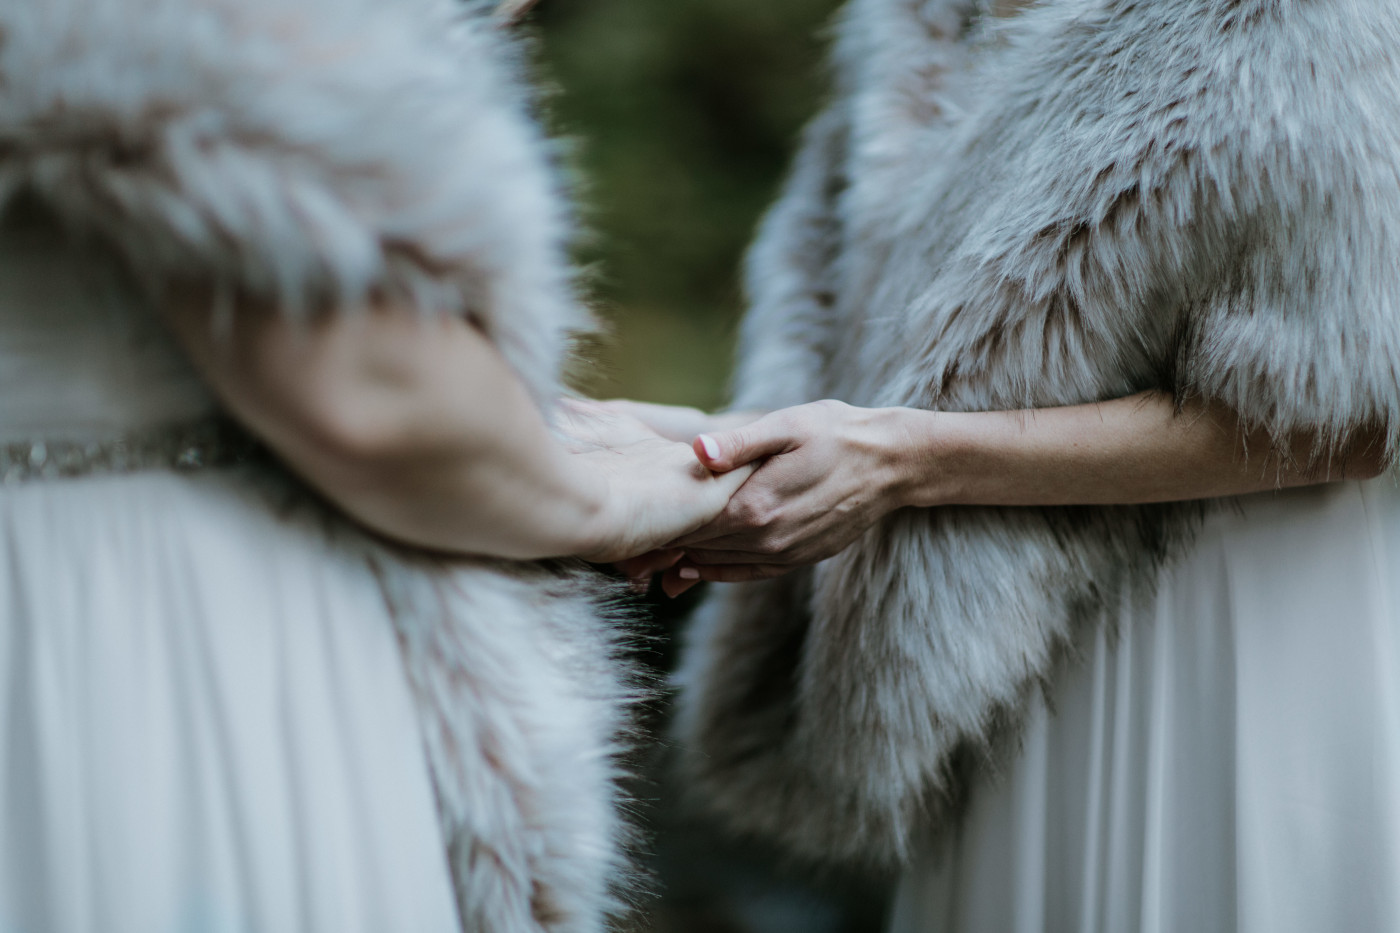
[
  {"left": 676, "top": 0, "right": 1400, "bottom": 866},
  {"left": 0, "top": 1, "right": 630, "bottom": 931}
]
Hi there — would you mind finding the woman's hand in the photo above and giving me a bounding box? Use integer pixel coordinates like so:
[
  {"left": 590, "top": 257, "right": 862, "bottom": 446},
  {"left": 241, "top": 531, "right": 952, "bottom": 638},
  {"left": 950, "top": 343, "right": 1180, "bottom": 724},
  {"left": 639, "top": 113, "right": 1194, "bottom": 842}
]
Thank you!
[
  {"left": 572, "top": 437, "right": 756, "bottom": 563},
  {"left": 658, "top": 390, "right": 1391, "bottom": 596},
  {"left": 554, "top": 397, "right": 760, "bottom": 584},
  {"left": 659, "top": 400, "right": 914, "bottom": 593}
]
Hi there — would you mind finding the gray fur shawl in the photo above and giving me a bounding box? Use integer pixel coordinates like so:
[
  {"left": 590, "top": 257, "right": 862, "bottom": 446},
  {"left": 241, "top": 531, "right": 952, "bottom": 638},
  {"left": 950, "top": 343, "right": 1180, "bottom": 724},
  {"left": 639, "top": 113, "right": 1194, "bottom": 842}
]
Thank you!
[
  {"left": 0, "top": 1, "right": 630, "bottom": 930},
  {"left": 675, "top": 0, "right": 1400, "bottom": 866}
]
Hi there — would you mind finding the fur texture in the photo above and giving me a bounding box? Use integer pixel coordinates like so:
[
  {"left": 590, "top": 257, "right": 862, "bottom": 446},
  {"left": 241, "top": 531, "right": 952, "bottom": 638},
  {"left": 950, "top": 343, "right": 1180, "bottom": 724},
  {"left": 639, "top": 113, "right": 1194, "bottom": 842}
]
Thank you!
[
  {"left": 373, "top": 555, "right": 638, "bottom": 933},
  {"left": 676, "top": 0, "right": 1400, "bottom": 866},
  {"left": 0, "top": 0, "right": 583, "bottom": 402},
  {"left": 0, "top": 1, "right": 630, "bottom": 930}
]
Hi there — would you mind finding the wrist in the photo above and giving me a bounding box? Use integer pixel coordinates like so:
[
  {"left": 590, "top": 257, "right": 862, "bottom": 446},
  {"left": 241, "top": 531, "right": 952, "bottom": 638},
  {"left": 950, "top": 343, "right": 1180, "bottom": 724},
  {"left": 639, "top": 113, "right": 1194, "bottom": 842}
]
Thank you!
[
  {"left": 880, "top": 407, "right": 972, "bottom": 509},
  {"left": 548, "top": 449, "right": 614, "bottom": 560}
]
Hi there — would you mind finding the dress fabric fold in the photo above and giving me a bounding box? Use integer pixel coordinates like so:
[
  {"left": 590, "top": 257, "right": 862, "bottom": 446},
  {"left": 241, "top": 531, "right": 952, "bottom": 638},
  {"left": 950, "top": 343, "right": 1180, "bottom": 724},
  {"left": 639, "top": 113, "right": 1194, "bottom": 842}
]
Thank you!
[
  {"left": 0, "top": 234, "right": 461, "bottom": 931},
  {"left": 0, "top": 470, "right": 462, "bottom": 933},
  {"left": 890, "top": 480, "right": 1400, "bottom": 933}
]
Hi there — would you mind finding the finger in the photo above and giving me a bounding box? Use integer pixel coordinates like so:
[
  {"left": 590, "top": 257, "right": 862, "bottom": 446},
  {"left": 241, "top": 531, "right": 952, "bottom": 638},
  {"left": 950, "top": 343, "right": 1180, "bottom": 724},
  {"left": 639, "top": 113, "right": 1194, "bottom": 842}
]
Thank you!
[
  {"left": 660, "top": 463, "right": 758, "bottom": 553},
  {"left": 682, "top": 547, "right": 782, "bottom": 566},
  {"left": 668, "top": 487, "right": 766, "bottom": 547},
  {"left": 661, "top": 566, "right": 704, "bottom": 599},
  {"left": 696, "top": 563, "right": 791, "bottom": 583},
  {"left": 702, "top": 461, "right": 758, "bottom": 499},
  {"left": 669, "top": 484, "right": 764, "bottom": 547},
  {"left": 661, "top": 561, "right": 790, "bottom": 596},
  {"left": 668, "top": 515, "right": 742, "bottom": 550},
  {"left": 614, "top": 549, "right": 684, "bottom": 581},
  {"left": 693, "top": 413, "right": 796, "bottom": 473}
]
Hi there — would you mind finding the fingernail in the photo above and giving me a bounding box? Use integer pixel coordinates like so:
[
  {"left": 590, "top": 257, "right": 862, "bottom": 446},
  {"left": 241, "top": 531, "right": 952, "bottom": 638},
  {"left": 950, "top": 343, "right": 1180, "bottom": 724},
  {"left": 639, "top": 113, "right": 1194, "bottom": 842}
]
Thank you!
[
  {"left": 697, "top": 434, "right": 721, "bottom": 460},
  {"left": 678, "top": 567, "right": 700, "bottom": 581}
]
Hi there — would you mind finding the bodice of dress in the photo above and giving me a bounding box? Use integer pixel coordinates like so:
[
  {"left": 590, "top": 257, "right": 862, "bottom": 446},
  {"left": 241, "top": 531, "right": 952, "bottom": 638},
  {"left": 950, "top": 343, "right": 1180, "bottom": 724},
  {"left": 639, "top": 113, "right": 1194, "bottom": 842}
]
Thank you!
[{"left": 0, "top": 218, "right": 218, "bottom": 447}]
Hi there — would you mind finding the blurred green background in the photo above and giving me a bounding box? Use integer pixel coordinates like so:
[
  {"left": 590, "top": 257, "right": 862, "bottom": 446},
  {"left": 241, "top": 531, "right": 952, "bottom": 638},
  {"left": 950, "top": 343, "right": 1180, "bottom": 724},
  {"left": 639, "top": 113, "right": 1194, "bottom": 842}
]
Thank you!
[
  {"left": 525, "top": 5, "right": 892, "bottom": 932},
  {"left": 531, "top": 0, "right": 841, "bottom": 409}
]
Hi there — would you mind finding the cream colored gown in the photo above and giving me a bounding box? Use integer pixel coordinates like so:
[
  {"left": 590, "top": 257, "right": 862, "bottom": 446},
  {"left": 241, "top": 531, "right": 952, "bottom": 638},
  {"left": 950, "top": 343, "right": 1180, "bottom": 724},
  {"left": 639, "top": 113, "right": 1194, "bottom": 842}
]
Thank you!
[
  {"left": 0, "top": 215, "right": 461, "bottom": 928},
  {"left": 891, "top": 479, "right": 1400, "bottom": 933}
]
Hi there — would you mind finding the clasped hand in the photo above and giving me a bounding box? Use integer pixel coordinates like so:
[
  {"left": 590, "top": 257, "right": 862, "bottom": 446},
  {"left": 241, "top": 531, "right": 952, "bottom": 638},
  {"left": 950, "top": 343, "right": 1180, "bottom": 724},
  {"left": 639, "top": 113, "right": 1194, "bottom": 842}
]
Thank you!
[
  {"left": 562, "top": 398, "right": 913, "bottom": 596},
  {"left": 555, "top": 400, "right": 757, "bottom": 564}
]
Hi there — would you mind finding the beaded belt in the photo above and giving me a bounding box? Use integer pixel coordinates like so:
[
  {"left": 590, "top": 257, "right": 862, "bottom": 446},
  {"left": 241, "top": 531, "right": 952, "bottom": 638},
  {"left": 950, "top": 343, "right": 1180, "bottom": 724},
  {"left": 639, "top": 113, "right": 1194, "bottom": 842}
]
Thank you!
[{"left": 0, "top": 418, "right": 261, "bottom": 484}]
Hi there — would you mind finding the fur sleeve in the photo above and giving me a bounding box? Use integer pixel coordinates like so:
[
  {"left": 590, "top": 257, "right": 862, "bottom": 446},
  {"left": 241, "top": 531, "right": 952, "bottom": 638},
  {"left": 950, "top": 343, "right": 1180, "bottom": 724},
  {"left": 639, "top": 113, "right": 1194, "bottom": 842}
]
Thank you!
[
  {"left": 0, "top": 0, "right": 583, "bottom": 400},
  {"left": 1171, "top": 47, "right": 1400, "bottom": 465},
  {"left": 730, "top": 104, "right": 850, "bottom": 411}
]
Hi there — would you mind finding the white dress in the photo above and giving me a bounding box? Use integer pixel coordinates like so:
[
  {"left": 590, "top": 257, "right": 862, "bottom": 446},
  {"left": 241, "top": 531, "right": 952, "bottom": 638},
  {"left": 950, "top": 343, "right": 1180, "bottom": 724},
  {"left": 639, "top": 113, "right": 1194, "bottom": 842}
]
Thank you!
[
  {"left": 890, "top": 479, "right": 1400, "bottom": 933},
  {"left": 0, "top": 223, "right": 461, "bottom": 927}
]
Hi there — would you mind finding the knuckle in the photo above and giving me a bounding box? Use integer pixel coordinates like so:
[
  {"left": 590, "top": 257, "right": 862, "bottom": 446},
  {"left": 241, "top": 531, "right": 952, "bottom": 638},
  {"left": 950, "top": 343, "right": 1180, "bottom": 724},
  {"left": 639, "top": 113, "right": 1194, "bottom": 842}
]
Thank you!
[
  {"left": 738, "top": 506, "right": 767, "bottom": 529},
  {"left": 732, "top": 499, "right": 763, "bottom": 526},
  {"left": 758, "top": 532, "right": 788, "bottom": 555},
  {"left": 754, "top": 497, "right": 783, "bottom": 526}
]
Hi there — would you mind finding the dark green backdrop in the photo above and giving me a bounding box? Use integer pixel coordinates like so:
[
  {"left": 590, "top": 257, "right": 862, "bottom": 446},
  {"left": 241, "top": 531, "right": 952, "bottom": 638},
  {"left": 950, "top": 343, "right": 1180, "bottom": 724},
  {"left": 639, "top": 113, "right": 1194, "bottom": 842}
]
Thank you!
[{"left": 533, "top": 0, "right": 841, "bottom": 408}]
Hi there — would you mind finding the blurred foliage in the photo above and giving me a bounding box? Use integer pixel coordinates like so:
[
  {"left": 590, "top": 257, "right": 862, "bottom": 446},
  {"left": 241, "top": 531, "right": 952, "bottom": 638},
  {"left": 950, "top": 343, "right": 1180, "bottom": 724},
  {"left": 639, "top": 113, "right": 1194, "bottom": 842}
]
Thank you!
[
  {"left": 530, "top": 0, "right": 841, "bottom": 409},
  {"left": 527, "top": 8, "right": 891, "bottom": 932}
]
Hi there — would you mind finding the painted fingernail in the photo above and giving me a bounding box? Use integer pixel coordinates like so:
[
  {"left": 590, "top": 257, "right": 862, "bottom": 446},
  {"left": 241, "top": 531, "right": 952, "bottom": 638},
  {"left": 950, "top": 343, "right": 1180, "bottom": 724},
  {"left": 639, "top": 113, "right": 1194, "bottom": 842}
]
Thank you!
[
  {"left": 678, "top": 567, "right": 700, "bottom": 581},
  {"left": 697, "top": 434, "right": 720, "bottom": 460}
]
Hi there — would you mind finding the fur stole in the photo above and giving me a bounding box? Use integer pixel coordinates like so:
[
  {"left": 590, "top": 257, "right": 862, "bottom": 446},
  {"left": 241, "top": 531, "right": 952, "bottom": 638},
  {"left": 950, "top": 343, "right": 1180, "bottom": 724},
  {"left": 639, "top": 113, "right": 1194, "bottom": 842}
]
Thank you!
[
  {"left": 676, "top": 0, "right": 1400, "bottom": 866},
  {"left": 0, "top": 1, "right": 631, "bottom": 930}
]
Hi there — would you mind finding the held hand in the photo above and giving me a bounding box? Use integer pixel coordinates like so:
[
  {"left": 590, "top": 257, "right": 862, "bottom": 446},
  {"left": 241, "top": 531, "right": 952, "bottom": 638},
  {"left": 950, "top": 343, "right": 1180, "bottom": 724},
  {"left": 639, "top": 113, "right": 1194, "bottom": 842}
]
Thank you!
[
  {"left": 557, "top": 398, "right": 758, "bottom": 586},
  {"left": 573, "top": 436, "right": 757, "bottom": 564},
  {"left": 661, "top": 400, "right": 912, "bottom": 595},
  {"left": 613, "top": 548, "right": 686, "bottom": 592}
]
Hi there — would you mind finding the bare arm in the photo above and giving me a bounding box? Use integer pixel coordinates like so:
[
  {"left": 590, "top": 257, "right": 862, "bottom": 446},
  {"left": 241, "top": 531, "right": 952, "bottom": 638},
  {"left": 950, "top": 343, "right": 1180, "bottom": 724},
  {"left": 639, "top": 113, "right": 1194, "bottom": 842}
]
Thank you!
[
  {"left": 161, "top": 295, "right": 752, "bottom": 562},
  {"left": 896, "top": 391, "right": 1387, "bottom": 508},
  {"left": 662, "top": 391, "right": 1387, "bottom": 591}
]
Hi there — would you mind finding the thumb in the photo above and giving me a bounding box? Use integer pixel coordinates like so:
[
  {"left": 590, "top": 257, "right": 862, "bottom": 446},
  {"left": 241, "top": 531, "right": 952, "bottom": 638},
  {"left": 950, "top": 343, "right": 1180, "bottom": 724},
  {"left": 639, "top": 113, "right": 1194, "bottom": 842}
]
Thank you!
[{"left": 693, "top": 415, "right": 792, "bottom": 472}]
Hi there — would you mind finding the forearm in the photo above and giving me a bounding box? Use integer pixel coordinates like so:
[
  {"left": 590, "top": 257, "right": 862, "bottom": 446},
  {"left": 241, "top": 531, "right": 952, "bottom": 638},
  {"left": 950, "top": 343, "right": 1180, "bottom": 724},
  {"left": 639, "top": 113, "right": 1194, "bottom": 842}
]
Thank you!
[
  {"left": 297, "top": 382, "right": 604, "bottom": 560},
  {"left": 892, "top": 390, "right": 1388, "bottom": 509},
  {"left": 163, "top": 298, "right": 605, "bottom": 559},
  {"left": 666, "top": 391, "right": 1388, "bottom": 589}
]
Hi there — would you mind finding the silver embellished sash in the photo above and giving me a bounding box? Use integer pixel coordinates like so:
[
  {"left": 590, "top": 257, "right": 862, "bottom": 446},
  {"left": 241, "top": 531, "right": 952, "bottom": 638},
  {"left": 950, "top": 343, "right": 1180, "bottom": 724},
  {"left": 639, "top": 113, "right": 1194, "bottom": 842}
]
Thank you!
[{"left": 0, "top": 419, "right": 261, "bottom": 484}]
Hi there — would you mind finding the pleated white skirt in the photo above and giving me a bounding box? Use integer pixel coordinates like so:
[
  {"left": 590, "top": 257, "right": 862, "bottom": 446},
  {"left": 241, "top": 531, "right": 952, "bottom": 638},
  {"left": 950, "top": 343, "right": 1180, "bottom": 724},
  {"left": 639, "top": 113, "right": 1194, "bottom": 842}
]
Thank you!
[
  {"left": 890, "top": 478, "right": 1400, "bottom": 933},
  {"left": 0, "top": 468, "right": 460, "bottom": 933}
]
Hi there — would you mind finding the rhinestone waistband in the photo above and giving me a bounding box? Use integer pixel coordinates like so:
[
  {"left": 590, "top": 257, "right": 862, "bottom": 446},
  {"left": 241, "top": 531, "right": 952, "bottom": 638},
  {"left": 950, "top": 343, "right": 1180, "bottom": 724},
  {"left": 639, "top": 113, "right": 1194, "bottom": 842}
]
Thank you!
[{"left": 0, "top": 419, "right": 262, "bottom": 485}]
